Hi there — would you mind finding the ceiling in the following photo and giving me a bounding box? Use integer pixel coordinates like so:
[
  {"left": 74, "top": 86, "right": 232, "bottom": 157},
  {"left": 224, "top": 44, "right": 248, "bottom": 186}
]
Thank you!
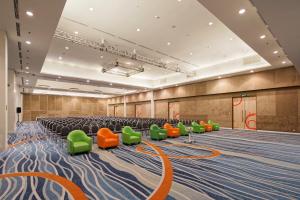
[{"left": 1, "top": 0, "right": 295, "bottom": 98}]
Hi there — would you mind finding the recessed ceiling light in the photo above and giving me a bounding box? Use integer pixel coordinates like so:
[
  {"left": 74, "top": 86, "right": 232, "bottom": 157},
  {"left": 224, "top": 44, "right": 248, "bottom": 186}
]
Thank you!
[
  {"left": 86, "top": 80, "right": 90, "bottom": 83},
  {"left": 136, "top": 28, "right": 141, "bottom": 32},
  {"left": 126, "top": 62, "right": 132, "bottom": 65},
  {"left": 100, "top": 55, "right": 103, "bottom": 59},
  {"left": 273, "top": 50, "right": 278, "bottom": 54},
  {"left": 74, "top": 31, "right": 79, "bottom": 35},
  {"left": 65, "top": 46, "right": 69, "bottom": 50},
  {"left": 58, "top": 56, "right": 63, "bottom": 60},
  {"left": 238, "top": 8, "right": 246, "bottom": 15},
  {"left": 26, "top": 11, "right": 33, "bottom": 17},
  {"left": 208, "top": 22, "right": 213, "bottom": 26},
  {"left": 218, "top": 76, "right": 222, "bottom": 79},
  {"left": 167, "top": 42, "right": 171, "bottom": 46},
  {"left": 25, "top": 71, "right": 29, "bottom": 74},
  {"left": 154, "top": 15, "right": 160, "bottom": 19},
  {"left": 25, "top": 66, "right": 29, "bottom": 70},
  {"left": 260, "top": 35, "right": 266, "bottom": 39},
  {"left": 190, "top": 52, "right": 193, "bottom": 55},
  {"left": 160, "top": 87, "right": 163, "bottom": 89},
  {"left": 89, "top": 7, "right": 94, "bottom": 11},
  {"left": 229, "top": 38, "right": 233, "bottom": 41},
  {"left": 282, "top": 61, "right": 286, "bottom": 64},
  {"left": 25, "top": 79, "right": 29, "bottom": 82},
  {"left": 25, "top": 41, "right": 31, "bottom": 45},
  {"left": 175, "top": 84, "right": 178, "bottom": 86},
  {"left": 177, "top": 0, "right": 182, "bottom": 2},
  {"left": 250, "top": 70, "right": 254, "bottom": 73},
  {"left": 109, "top": 83, "right": 113, "bottom": 86},
  {"left": 58, "top": 76, "right": 61, "bottom": 79},
  {"left": 25, "top": 82, "right": 29, "bottom": 85}
]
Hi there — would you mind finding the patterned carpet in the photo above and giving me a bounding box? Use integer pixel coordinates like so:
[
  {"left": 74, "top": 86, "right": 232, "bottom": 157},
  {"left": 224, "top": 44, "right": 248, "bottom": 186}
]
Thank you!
[{"left": 1, "top": 122, "right": 300, "bottom": 199}]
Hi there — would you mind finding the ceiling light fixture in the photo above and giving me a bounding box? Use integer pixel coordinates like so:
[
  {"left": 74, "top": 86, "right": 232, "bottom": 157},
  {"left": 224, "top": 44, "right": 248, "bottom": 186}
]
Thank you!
[
  {"left": 154, "top": 15, "right": 160, "bottom": 19},
  {"left": 74, "top": 31, "right": 79, "bottom": 35},
  {"left": 177, "top": 0, "right": 182, "bottom": 2},
  {"left": 229, "top": 38, "right": 233, "bottom": 41},
  {"left": 109, "top": 83, "right": 113, "bottom": 86},
  {"left": 26, "top": 11, "right": 33, "bottom": 16},
  {"left": 238, "top": 8, "right": 246, "bottom": 15},
  {"left": 25, "top": 40, "right": 31, "bottom": 45},
  {"left": 25, "top": 71, "right": 29, "bottom": 74},
  {"left": 136, "top": 28, "right": 141, "bottom": 32},
  {"left": 167, "top": 42, "right": 171, "bottom": 46},
  {"left": 218, "top": 76, "right": 222, "bottom": 79},
  {"left": 25, "top": 82, "right": 29, "bottom": 85},
  {"left": 58, "top": 76, "right": 61, "bottom": 79},
  {"left": 58, "top": 56, "right": 63, "bottom": 60},
  {"left": 25, "top": 66, "right": 29, "bottom": 70},
  {"left": 250, "top": 70, "right": 254, "bottom": 73},
  {"left": 282, "top": 61, "right": 286, "bottom": 64},
  {"left": 273, "top": 50, "right": 278, "bottom": 54},
  {"left": 208, "top": 22, "right": 213, "bottom": 26},
  {"left": 260, "top": 35, "right": 266, "bottom": 39},
  {"left": 25, "top": 79, "right": 29, "bottom": 82},
  {"left": 189, "top": 52, "right": 193, "bottom": 55},
  {"left": 86, "top": 80, "right": 90, "bottom": 83},
  {"left": 65, "top": 46, "right": 69, "bottom": 50},
  {"left": 100, "top": 55, "right": 103, "bottom": 59},
  {"left": 89, "top": 7, "right": 94, "bottom": 11}
]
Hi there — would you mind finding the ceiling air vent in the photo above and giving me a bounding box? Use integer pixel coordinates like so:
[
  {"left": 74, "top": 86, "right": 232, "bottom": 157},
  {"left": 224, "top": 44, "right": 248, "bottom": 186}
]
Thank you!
[
  {"left": 94, "top": 90, "right": 102, "bottom": 93},
  {"left": 16, "top": 23, "right": 20, "bottom": 36},
  {"left": 18, "top": 52, "right": 22, "bottom": 59},
  {"left": 243, "top": 55, "right": 261, "bottom": 65},
  {"left": 13, "top": 0, "right": 19, "bottom": 19},
  {"left": 38, "top": 84, "right": 50, "bottom": 88}
]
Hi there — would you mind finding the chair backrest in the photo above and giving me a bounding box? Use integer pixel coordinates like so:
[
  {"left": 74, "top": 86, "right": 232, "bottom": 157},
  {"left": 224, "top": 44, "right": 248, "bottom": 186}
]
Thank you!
[
  {"left": 122, "top": 126, "right": 133, "bottom": 134},
  {"left": 192, "top": 121, "right": 199, "bottom": 126},
  {"left": 91, "top": 125, "right": 99, "bottom": 134},
  {"left": 150, "top": 124, "right": 159, "bottom": 131},
  {"left": 178, "top": 122, "right": 184, "bottom": 127},
  {"left": 208, "top": 120, "right": 213, "bottom": 124},
  {"left": 163, "top": 123, "right": 172, "bottom": 129},
  {"left": 82, "top": 125, "right": 90, "bottom": 134},
  {"left": 98, "top": 128, "right": 113, "bottom": 137},
  {"left": 61, "top": 126, "right": 70, "bottom": 136},
  {"left": 67, "top": 130, "right": 87, "bottom": 141}
]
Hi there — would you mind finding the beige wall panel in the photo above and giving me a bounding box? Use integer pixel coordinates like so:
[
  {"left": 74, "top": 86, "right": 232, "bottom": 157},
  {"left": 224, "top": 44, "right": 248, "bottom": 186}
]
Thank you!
[
  {"left": 30, "top": 95, "right": 40, "bottom": 111},
  {"left": 257, "top": 91, "right": 276, "bottom": 116},
  {"left": 55, "top": 96, "right": 62, "bottom": 111},
  {"left": 39, "top": 95, "right": 47, "bottom": 111},
  {"left": 48, "top": 95, "right": 56, "bottom": 111},
  {"left": 126, "top": 104, "right": 135, "bottom": 117},
  {"left": 135, "top": 103, "right": 150, "bottom": 118},
  {"left": 115, "top": 105, "right": 124, "bottom": 117},
  {"left": 126, "top": 92, "right": 151, "bottom": 103},
  {"left": 108, "top": 105, "right": 114, "bottom": 116},
  {"left": 22, "top": 111, "right": 31, "bottom": 121},
  {"left": 274, "top": 67, "right": 298, "bottom": 87},
  {"left": 155, "top": 101, "right": 168, "bottom": 119},
  {"left": 23, "top": 94, "right": 31, "bottom": 111}
]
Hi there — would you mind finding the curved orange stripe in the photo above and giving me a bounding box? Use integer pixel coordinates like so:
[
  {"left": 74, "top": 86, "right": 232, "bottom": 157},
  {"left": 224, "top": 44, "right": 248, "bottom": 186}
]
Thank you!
[
  {"left": 144, "top": 141, "right": 173, "bottom": 200},
  {"left": 233, "top": 97, "right": 243, "bottom": 107},
  {"left": 8, "top": 136, "right": 46, "bottom": 148},
  {"left": 0, "top": 172, "right": 88, "bottom": 200},
  {"left": 137, "top": 143, "right": 222, "bottom": 159}
]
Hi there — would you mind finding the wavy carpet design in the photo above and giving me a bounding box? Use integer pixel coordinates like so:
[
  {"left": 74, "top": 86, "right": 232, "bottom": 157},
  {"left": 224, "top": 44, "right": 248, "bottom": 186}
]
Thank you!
[{"left": 1, "top": 122, "right": 300, "bottom": 200}]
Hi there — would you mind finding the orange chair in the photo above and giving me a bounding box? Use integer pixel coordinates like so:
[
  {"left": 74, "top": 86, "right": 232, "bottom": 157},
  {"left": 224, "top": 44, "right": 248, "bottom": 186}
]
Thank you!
[
  {"left": 200, "top": 121, "right": 213, "bottom": 132},
  {"left": 163, "top": 123, "right": 180, "bottom": 138},
  {"left": 97, "top": 128, "right": 119, "bottom": 149}
]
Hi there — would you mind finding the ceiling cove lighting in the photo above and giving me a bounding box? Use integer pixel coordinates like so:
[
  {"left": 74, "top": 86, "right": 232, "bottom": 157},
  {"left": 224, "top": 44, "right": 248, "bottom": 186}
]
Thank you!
[
  {"left": 238, "top": 9, "right": 246, "bottom": 15},
  {"left": 260, "top": 35, "right": 266, "bottom": 39},
  {"left": 25, "top": 40, "right": 31, "bottom": 45},
  {"left": 273, "top": 50, "right": 278, "bottom": 54},
  {"left": 26, "top": 11, "right": 34, "bottom": 16}
]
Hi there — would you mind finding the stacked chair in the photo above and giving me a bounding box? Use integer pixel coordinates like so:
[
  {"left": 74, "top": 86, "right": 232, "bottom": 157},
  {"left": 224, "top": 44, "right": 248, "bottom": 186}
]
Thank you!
[
  {"left": 163, "top": 123, "right": 180, "bottom": 138},
  {"left": 150, "top": 124, "right": 167, "bottom": 140},
  {"left": 191, "top": 121, "right": 205, "bottom": 133},
  {"left": 121, "top": 126, "right": 142, "bottom": 145},
  {"left": 67, "top": 130, "right": 92, "bottom": 155},
  {"left": 177, "top": 122, "right": 189, "bottom": 136},
  {"left": 97, "top": 128, "right": 119, "bottom": 149}
]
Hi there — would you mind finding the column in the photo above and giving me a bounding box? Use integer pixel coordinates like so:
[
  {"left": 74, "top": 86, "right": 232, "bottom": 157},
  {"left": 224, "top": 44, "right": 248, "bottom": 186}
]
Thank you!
[
  {"left": 0, "top": 31, "right": 8, "bottom": 151},
  {"left": 123, "top": 95, "right": 127, "bottom": 117},
  {"left": 8, "top": 70, "right": 19, "bottom": 132},
  {"left": 150, "top": 90, "right": 155, "bottom": 118}
]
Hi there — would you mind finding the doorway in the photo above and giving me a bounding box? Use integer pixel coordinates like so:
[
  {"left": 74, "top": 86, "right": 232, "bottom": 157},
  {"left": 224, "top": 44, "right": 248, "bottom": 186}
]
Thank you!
[
  {"left": 233, "top": 96, "right": 257, "bottom": 130},
  {"left": 168, "top": 102, "right": 180, "bottom": 120}
]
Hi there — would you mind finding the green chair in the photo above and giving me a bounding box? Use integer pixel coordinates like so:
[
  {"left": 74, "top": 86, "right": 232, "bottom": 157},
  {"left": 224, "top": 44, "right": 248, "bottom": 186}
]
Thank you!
[
  {"left": 150, "top": 124, "right": 167, "bottom": 140},
  {"left": 122, "top": 126, "right": 142, "bottom": 145},
  {"left": 67, "top": 130, "right": 92, "bottom": 155},
  {"left": 191, "top": 121, "right": 205, "bottom": 133},
  {"left": 177, "top": 122, "right": 189, "bottom": 136},
  {"left": 208, "top": 120, "right": 220, "bottom": 131}
]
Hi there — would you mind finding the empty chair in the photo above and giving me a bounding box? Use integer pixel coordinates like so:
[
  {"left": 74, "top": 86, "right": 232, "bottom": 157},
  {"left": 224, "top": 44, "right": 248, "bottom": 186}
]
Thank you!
[
  {"left": 177, "top": 122, "right": 189, "bottom": 136},
  {"left": 97, "top": 128, "right": 119, "bottom": 149},
  {"left": 208, "top": 120, "right": 220, "bottom": 131},
  {"left": 191, "top": 121, "right": 205, "bottom": 133},
  {"left": 121, "top": 126, "right": 142, "bottom": 145},
  {"left": 150, "top": 124, "right": 167, "bottom": 140},
  {"left": 199, "top": 121, "right": 213, "bottom": 132},
  {"left": 163, "top": 123, "right": 180, "bottom": 138},
  {"left": 82, "top": 125, "right": 91, "bottom": 135},
  {"left": 67, "top": 130, "right": 92, "bottom": 155},
  {"left": 91, "top": 125, "right": 99, "bottom": 135}
]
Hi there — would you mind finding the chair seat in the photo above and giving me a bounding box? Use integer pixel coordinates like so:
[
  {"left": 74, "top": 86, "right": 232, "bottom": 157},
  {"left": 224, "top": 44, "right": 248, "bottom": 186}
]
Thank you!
[{"left": 73, "top": 141, "right": 89, "bottom": 152}]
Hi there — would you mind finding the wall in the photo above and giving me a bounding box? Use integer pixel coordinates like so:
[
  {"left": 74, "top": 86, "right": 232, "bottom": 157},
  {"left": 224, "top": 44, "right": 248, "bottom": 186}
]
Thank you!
[
  {"left": 23, "top": 94, "right": 107, "bottom": 121},
  {"left": 108, "top": 67, "right": 300, "bottom": 132}
]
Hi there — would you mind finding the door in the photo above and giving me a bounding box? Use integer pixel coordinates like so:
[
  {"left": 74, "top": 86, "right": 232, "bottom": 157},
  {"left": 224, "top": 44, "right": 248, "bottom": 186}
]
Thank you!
[
  {"left": 233, "top": 96, "right": 257, "bottom": 130},
  {"left": 135, "top": 103, "right": 150, "bottom": 118},
  {"left": 169, "top": 102, "right": 180, "bottom": 120}
]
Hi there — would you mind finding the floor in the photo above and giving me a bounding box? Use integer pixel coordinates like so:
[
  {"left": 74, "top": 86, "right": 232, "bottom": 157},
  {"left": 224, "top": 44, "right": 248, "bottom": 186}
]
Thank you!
[{"left": 0, "top": 122, "right": 299, "bottom": 200}]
